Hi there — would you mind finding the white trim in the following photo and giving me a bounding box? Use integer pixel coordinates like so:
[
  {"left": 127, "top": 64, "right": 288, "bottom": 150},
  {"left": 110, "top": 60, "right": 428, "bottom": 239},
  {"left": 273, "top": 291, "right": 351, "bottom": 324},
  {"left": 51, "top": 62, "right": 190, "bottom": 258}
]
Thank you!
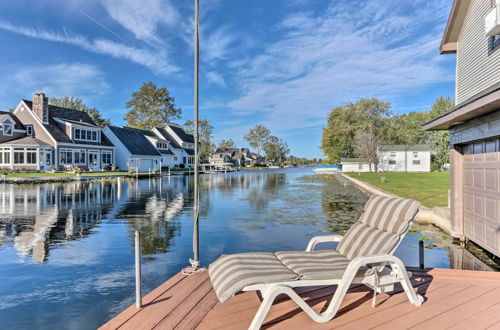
[
  {"left": 57, "top": 142, "right": 114, "bottom": 149},
  {"left": 13, "top": 100, "right": 58, "bottom": 145}
]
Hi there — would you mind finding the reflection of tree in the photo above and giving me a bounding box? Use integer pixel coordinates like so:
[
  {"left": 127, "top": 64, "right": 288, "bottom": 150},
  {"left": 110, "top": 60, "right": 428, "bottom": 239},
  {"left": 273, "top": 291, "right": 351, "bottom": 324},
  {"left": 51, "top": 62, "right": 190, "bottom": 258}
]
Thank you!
[
  {"left": 246, "top": 173, "right": 286, "bottom": 210},
  {"left": 127, "top": 217, "right": 178, "bottom": 255},
  {"left": 318, "top": 175, "right": 368, "bottom": 233}
]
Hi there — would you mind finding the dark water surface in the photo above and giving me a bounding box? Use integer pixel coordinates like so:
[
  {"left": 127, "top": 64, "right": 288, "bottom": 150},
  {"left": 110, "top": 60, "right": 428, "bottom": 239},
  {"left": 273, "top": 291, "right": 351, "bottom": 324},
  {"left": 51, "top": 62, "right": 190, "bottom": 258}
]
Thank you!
[{"left": 0, "top": 168, "right": 490, "bottom": 329}]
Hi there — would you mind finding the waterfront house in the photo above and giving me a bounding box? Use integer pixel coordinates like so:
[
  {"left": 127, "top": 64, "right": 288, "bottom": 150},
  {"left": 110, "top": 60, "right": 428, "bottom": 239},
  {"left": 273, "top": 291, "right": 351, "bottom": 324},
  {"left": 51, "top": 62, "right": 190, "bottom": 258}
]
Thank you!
[
  {"left": 153, "top": 125, "right": 195, "bottom": 168},
  {"left": 378, "top": 145, "right": 431, "bottom": 172},
  {"left": 424, "top": 0, "right": 500, "bottom": 257},
  {"left": 209, "top": 147, "right": 262, "bottom": 167},
  {"left": 340, "top": 158, "right": 373, "bottom": 172},
  {"left": 103, "top": 126, "right": 162, "bottom": 172},
  {"left": 340, "top": 145, "right": 431, "bottom": 172},
  {"left": 0, "top": 93, "right": 115, "bottom": 171}
]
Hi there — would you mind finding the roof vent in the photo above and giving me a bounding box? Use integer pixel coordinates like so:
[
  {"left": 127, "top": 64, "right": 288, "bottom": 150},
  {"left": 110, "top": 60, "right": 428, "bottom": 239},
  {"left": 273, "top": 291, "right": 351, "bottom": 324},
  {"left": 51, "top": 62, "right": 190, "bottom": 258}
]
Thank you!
[{"left": 485, "top": 0, "right": 500, "bottom": 36}]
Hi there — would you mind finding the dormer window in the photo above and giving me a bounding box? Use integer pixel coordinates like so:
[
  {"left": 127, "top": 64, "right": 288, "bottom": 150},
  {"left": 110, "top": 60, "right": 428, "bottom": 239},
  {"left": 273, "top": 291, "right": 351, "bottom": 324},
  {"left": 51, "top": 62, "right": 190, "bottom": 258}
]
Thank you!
[
  {"left": 73, "top": 127, "right": 100, "bottom": 142},
  {"left": 3, "top": 123, "right": 12, "bottom": 136},
  {"left": 157, "top": 142, "right": 168, "bottom": 149},
  {"left": 26, "top": 125, "right": 33, "bottom": 136}
]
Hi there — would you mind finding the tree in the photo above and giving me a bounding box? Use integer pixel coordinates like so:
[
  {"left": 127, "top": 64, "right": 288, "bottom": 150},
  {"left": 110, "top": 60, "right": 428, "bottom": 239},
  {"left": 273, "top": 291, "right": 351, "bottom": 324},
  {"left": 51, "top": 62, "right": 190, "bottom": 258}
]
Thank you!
[
  {"left": 125, "top": 81, "right": 181, "bottom": 129},
  {"left": 49, "top": 96, "right": 111, "bottom": 127},
  {"left": 244, "top": 125, "right": 271, "bottom": 156},
  {"left": 217, "top": 139, "right": 236, "bottom": 150},
  {"left": 321, "top": 98, "right": 391, "bottom": 163},
  {"left": 426, "top": 97, "right": 453, "bottom": 169},
  {"left": 263, "top": 136, "right": 290, "bottom": 165},
  {"left": 354, "top": 125, "right": 379, "bottom": 172},
  {"left": 184, "top": 119, "right": 214, "bottom": 162}
]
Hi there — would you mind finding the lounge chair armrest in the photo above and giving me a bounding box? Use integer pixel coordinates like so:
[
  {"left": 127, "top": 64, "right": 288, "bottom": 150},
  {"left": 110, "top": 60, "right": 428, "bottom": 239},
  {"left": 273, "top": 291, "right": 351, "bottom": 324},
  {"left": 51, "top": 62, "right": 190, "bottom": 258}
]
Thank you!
[
  {"left": 346, "top": 254, "right": 406, "bottom": 275},
  {"left": 306, "top": 235, "right": 343, "bottom": 251}
]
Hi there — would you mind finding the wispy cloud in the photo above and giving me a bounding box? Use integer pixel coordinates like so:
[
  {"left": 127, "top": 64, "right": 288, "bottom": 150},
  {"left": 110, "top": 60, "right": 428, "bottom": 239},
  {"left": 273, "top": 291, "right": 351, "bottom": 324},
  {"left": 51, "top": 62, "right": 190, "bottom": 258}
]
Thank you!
[
  {"left": 205, "top": 71, "right": 227, "bottom": 87},
  {"left": 225, "top": 0, "right": 453, "bottom": 135},
  {"left": 1, "top": 63, "right": 108, "bottom": 98},
  {"left": 0, "top": 20, "right": 178, "bottom": 75},
  {"left": 100, "top": 0, "right": 180, "bottom": 45}
]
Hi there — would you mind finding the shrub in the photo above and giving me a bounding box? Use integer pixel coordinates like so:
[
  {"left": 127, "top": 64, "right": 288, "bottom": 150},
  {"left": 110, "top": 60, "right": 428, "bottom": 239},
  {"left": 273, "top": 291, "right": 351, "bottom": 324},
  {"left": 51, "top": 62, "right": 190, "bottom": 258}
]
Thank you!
[{"left": 431, "top": 163, "right": 440, "bottom": 172}]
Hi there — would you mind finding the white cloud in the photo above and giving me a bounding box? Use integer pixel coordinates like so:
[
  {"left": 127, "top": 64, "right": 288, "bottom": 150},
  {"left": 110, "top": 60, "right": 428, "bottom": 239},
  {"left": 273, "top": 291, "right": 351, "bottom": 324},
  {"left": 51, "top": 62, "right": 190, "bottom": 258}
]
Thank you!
[
  {"left": 226, "top": 0, "right": 453, "bottom": 134},
  {"left": 5, "top": 63, "right": 109, "bottom": 97},
  {"left": 0, "top": 20, "right": 179, "bottom": 75},
  {"left": 205, "top": 71, "right": 227, "bottom": 87},
  {"left": 100, "top": 0, "right": 180, "bottom": 45}
]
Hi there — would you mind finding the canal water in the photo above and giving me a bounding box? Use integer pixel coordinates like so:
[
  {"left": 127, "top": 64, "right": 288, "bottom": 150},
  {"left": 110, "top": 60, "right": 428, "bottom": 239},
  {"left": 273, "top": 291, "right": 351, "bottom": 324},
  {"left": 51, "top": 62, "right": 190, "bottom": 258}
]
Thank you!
[{"left": 0, "top": 168, "right": 491, "bottom": 329}]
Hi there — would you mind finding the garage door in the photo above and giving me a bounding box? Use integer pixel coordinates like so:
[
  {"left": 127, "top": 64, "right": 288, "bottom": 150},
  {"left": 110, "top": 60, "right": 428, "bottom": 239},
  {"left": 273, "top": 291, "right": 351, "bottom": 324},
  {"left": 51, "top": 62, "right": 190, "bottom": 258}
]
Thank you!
[
  {"left": 463, "top": 145, "right": 500, "bottom": 257},
  {"left": 138, "top": 159, "right": 154, "bottom": 172}
]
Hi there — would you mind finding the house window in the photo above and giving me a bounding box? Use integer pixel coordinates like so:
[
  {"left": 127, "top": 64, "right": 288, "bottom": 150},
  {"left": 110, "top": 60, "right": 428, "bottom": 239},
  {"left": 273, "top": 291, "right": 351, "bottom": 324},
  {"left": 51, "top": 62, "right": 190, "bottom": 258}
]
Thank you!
[
  {"left": 26, "top": 125, "right": 33, "bottom": 136},
  {"left": 358, "top": 163, "right": 363, "bottom": 170},
  {"left": 485, "top": 139, "right": 497, "bottom": 153},
  {"left": 390, "top": 152, "right": 396, "bottom": 157},
  {"left": 489, "top": 35, "right": 500, "bottom": 54},
  {"left": 60, "top": 149, "right": 73, "bottom": 164},
  {"left": 413, "top": 152, "right": 418, "bottom": 157},
  {"left": 14, "top": 148, "right": 24, "bottom": 164},
  {"left": 75, "top": 128, "right": 81, "bottom": 139},
  {"left": 45, "top": 150, "right": 51, "bottom": 165},
  {"left": 92, "top": 131, "right": 97, "bottom": 141},
  {"left": 1, "top": 148, "right": 10, "bottom": 164},
  {"left": 74, "top": 128, "right": 99, "bottom": 142},
  {"left": 473, "top": 142, "right": 484, "bottom": 154},
  {"left": 74, "top": 150, "right": 86, "bottom": 164},
  {"left": 101, "top": 151, "right": 112, "bottom": 165},
  {"left": 389, "top": 160, "right": 396, "bottom": 165},
  {"left": 26, "top": 148, "right": 36, "bottom": 164},
  {"left": 3, "top": 123, "right": 12, "bottom": 136},
  {"left": 413, "top": 160, "right": 421, "bottom": 165}
]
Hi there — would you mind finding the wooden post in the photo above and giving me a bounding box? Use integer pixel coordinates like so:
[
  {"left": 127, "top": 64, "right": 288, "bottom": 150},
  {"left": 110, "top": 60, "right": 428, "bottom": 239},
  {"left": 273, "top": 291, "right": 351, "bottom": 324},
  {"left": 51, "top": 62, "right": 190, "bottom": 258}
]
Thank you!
[{"left": 450, "top": 147, "right": 464, "bottom": 239}]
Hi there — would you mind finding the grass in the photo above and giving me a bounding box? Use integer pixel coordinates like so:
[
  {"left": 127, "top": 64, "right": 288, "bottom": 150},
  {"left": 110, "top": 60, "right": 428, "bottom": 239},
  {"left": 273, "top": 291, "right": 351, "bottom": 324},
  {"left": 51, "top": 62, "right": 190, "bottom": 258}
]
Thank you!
[
  {"left": 7, "top": 171, "right": 129, "bottom": 178},
  {"left": 345, "top": 171, "right": 450, "bottom": 208}
]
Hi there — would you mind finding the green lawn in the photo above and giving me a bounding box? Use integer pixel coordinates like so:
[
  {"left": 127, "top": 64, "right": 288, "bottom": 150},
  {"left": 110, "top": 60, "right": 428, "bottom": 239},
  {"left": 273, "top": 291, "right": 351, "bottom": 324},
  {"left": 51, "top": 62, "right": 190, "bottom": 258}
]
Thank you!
[
  {"left": 7, "top": 171, "right": 129, "bottom": 178},
  {"left": 345, "top": 172, "right": 450, "bottom": 208}
]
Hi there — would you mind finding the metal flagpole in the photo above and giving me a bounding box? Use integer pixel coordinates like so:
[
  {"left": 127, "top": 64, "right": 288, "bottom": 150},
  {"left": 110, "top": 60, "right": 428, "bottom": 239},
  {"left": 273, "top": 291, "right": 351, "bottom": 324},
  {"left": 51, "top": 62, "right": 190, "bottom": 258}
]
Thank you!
[{"left": 189, "top": 0, "right": 200, "bottom": 270}]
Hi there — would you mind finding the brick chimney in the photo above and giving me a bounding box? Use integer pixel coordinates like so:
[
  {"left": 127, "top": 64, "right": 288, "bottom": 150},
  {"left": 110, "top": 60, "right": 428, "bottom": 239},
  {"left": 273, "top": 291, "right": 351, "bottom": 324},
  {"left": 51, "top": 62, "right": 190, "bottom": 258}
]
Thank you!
[{"left": 33, "top": 93, "right": 49, "bottom": 124}]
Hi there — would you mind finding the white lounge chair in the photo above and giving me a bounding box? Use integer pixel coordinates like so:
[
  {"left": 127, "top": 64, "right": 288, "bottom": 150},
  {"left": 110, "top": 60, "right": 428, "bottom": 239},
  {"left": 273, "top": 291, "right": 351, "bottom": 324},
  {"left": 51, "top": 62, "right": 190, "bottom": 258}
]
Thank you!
[{"left": 209, "top": 195, "right": 424, "bottom": 329}]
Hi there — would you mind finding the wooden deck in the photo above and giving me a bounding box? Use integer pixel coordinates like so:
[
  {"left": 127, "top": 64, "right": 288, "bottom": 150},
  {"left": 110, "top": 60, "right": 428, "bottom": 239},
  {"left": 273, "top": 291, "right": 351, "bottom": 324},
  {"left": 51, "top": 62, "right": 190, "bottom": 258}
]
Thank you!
[{"left": 101, "top": 267, "right": 500, "bottom": 330}]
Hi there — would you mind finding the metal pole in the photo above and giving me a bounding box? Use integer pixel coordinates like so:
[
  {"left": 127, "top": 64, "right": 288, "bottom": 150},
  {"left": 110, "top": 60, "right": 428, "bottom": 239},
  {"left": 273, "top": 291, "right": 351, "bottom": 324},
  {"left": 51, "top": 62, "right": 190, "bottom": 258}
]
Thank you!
[
  {"left": 135, "top": 230, "right": 142, "bottom": 308},
  {"left": 419, "top": 240, "right": 425, "bottom": 269},
  {"left": 189, "top": 0, "right": 200, "bottom": 269}
]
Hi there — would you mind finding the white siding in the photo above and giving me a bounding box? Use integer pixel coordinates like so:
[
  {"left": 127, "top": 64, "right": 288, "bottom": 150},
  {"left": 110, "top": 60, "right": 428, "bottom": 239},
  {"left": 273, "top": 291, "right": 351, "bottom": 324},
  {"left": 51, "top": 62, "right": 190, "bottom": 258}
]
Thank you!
[
  {"left": 456, "top": 0, "right": 500, "bottom": 104},
  {"left": 341, "top": 162, "right": 373, "bottom": 172},
  {"left": 102, "top": 127, "right": 131, "bottom": 171},
  {"left": 378, "top": 151, "right": 431, "bottom": 172}
]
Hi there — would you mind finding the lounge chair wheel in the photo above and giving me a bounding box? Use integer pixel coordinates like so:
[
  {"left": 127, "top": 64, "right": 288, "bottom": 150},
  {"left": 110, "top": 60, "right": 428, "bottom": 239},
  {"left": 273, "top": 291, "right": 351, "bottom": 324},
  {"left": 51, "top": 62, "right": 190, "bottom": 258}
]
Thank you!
[{"left": 414, "top": 294, "right": 424, "bottom": 306}]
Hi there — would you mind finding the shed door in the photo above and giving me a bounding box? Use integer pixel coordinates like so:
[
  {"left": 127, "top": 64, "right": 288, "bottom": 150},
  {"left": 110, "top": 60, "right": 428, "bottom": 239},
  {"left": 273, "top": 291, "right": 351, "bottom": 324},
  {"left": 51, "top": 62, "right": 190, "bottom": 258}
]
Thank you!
[{"left": 463, "top": 144, "right": 500, "bottom": 257}]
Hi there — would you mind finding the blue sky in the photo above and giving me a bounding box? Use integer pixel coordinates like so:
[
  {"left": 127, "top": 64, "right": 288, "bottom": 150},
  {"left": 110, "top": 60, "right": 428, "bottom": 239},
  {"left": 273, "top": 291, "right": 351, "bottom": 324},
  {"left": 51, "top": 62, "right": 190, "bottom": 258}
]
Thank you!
[{"left": 0, "top": 0, "right": 455, "bottom": 158}]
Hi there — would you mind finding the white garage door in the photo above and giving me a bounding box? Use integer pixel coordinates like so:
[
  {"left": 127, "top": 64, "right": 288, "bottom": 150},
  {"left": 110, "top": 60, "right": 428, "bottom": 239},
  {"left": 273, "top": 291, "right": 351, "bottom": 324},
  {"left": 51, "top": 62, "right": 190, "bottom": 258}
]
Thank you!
[
  {"left": 463, "top": 141, "right": 500, "bottom": 257},
  {"left": 138, "top": 159, "right": 154, "bottom": 172}
]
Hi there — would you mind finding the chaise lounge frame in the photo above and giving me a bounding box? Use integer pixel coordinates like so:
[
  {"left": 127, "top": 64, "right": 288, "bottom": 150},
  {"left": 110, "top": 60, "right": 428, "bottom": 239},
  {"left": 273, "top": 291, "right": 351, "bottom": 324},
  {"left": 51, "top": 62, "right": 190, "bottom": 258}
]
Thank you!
[{"left": 241, "top": 234, "right": 424, "bottom": 330}]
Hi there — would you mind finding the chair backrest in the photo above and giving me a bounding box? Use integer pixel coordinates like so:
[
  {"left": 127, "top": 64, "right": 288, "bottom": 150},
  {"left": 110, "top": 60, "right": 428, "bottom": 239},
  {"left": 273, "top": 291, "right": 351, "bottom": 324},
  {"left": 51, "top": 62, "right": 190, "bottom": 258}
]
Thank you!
[{"left": 336, "top": 195, "right": 420, "bottom": 260}]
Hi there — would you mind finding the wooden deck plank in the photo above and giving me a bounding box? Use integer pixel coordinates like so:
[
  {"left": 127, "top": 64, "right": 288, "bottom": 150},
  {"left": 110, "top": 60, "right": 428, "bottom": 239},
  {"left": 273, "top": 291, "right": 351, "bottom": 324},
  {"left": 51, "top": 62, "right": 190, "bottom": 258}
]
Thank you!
[
  {"left": 99, "top": 271, "right": 187, "bottom": 330},
  {"left": 102, "top": 267, "right": 500, "bottom": 330}
]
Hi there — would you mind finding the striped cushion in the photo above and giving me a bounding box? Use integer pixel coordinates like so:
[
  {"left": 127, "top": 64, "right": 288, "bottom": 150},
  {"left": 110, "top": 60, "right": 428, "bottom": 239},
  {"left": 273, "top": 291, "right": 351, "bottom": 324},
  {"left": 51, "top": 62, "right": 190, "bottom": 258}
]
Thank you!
[
  {"left": 275, "top": 250, "right": 353, "bottom": 280},
  {"left": 337, "top": 195, "right": 420, "bottom": 260},
  {"left": 208, "top": 253, "right": 299, "bottom": 303}
]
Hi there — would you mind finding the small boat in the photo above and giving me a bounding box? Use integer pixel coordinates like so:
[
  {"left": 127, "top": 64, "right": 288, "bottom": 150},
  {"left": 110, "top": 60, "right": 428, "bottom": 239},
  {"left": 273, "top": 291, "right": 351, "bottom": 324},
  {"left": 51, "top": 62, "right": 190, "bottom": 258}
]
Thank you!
[
  {"left": 268, "top": 165, "right": 280, "bottom": 169},
  {"left": 313, "top": 164, "right": 340, "bottom": 173}
]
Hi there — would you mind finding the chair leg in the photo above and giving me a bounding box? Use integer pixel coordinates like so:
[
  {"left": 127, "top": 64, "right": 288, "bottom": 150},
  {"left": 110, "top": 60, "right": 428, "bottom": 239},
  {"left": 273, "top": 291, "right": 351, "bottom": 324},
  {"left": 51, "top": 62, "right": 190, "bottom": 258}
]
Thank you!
[{"left": 393, "top": 263, "right": 423, "bottom": 306}]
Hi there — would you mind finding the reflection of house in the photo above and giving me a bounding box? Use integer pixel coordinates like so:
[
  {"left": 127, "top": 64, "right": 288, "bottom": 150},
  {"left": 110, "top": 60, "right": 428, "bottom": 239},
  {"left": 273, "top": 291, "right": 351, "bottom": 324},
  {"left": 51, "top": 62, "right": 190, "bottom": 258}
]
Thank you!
[
  {"left": 378, "top": 145, "right": 431, "bottom": 172},
  {"left": 341, "top": 145, "right": 431, "bottom": 172},
  {"left": 0, "top": 93, "right": 115, "bottom": 171},
  {"left": 424, "top": 0, "right": 500, "bottom": 257},
  {"left": 209, "top": 148, "right": 262, "bottom": 167}
]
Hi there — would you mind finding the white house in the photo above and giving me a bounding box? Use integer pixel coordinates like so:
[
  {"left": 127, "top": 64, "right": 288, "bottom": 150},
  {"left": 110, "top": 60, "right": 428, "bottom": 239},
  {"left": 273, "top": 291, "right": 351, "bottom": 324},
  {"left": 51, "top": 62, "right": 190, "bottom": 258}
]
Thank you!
[
  {"left": 340, "top": 158, "right": 374, "bottom": 172},
  {"left": 378, "top": 145, "right": 431, "bottom": 172},
  {"left": 153, "top": 125, "right": 195, "bottom": 168},
  {"left": 103, "top": 126, "right": 162, "bottom": 172}
]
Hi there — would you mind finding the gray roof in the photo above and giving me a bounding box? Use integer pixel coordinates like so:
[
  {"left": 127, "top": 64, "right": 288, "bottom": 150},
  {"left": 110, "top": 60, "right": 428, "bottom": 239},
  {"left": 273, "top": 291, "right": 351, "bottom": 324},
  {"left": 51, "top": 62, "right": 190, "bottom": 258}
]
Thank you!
[
  {"left": 159, "top": 149, "right": 174, "bottom": 155},
  {"left": 22, "top": 100, "right": 113, "bottom": 147},
  {"left": 154, "top": 127, "right": 183, "bottom": 149},
  {"left": 1, "top": 136, "right": 50, "bottom": 146},
  {"left": 184, "top": 148, "right": 195, "bottom": 156},
  {"left": 424, "top": 81, "right": 500, "bottom": 130},
  {"left": 107, "top": 126, "right": 161, "bottom": 156},
  {"left": 168, "top": 125, "right": 194, "bottom": 143},
  {"left": 0, "top": 111, "right": 24, "bottom": 129},
  {"left": 378, "top": 145, "right": 430, "bottom": 152},
  {"left": 340, "top": 158, "right": 362, "bottom": 163}
]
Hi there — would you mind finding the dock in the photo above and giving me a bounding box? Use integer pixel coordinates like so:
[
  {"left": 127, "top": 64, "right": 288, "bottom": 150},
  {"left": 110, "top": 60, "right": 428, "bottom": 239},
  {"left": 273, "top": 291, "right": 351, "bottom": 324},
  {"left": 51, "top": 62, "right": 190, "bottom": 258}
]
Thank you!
[{"left": 100, "top": 267, "right": 500, "bottom": 329}]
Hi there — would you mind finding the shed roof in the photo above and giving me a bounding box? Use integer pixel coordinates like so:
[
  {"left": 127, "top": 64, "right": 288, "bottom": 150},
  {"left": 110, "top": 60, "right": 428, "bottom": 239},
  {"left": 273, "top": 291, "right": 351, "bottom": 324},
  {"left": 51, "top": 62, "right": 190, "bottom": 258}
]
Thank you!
[{"left": 379, "top": 145, "right": 431, "bottom": 152}]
